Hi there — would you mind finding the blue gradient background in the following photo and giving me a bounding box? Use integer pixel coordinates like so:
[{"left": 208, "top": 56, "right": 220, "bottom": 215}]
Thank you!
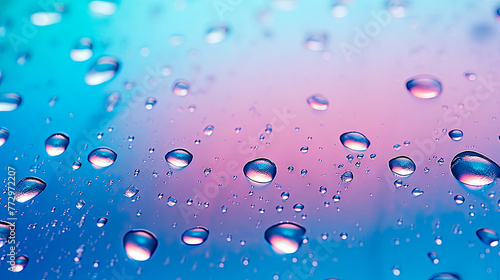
[{"left": 1, "top": 0, "right": 500, "bottom": 279}]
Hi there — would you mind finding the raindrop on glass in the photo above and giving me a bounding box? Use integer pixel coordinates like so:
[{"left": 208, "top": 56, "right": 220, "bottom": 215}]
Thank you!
[
  {"left": 88, "top": 147, "right": 117, "bottom": 168},
  {"left": 123, "top": 229, "right": 158, "bottom": 261},
  {"left": 45, "top": 133, "right": 69, "bottom": 156},
  {"left": 181, "top": 227, "right": 209, "bottom": 246},
  {"left": 406, "top": 75, "right": 442, "bottom": 99},
  {"left": 243, "top": 158, "right": 277, "bottom": 184},
  {"left": 85, "top": 56, "right": 120, "bottom": 85},
  {"left": 340, "top": 131, "right": 370, "bottom": 152},
  {"left": 389, "top": 156, "right": 416, "bottom": 177},
  {"left": 165, "top": 148, "right": 193, "bottom": 170},
  {"left": 264, "top": 222, "right": 306, "bottom": 254},
  {"left": 15, "top": 177, "right": 47, "bottom": 203}
]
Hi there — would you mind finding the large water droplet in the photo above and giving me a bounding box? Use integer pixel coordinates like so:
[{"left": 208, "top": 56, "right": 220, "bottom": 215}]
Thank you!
[
  {"left": 0, "top": 92, "right": 22, "bottom": 111},
  {"left": 96, "top": 217, "right": 108, "bottom": 227},
  {"left": 307, "top": 95, "right": 329, "bottom": 111},
  {"left": 243, "top": 158, "right": 277, "bottom": 184},
  {"left": 448, "top": 129, "right": 463, "bottom": 141},
  {"left": 11, "top": 255, "right": 29, "bottom": 272},
  {"left": 340, "top": 131, "right": 370, "bottom": 152},
  {"left": 450, "top": 151, "right": 500, "bottom": 188},
  {"left": 89, "top": 0, "right": 118, "bottom": 16},
  {"left": 15, "top": 177, "right": 47, "bottom": 203},
  {"left": 429, "top": 273, "right": 461, "bottom": 280},
  {"left": 264, "top": 222, "right": 306, "bottom": 254},
  {"left": 305, "top": 33, "right": 327, "bottom": 51},
  {"left": 181, "top": 227, "right": 209, "bottom": 246},
  {"left": 123, "top": 229, "right": 158, "bottom": 261},
  {"left": 172, "top": 80, "right": 189, "bottom": 96},
  {"left": 30, "top": 12, "right": 62, "bottom": 26},
  {"left": 476, "top": 228, "right": 499, "bottom": 247},
  {"left": 45, "top": 133, "right": 69, "bottom": 156},
  {"left": 206, "top": 26, "right": 228, "bottom": 44},
  {"left": 0, "top": 221, "right": 14, "bottom": 248},
  {"left": 406, "top": 76, "right": 442, "bottom": 99},
  {"left": 165, "top": 148, "right": 193, "bottom": 170},
  {"left": 85, "top": 56, "right": 120, "bottom": 85},
  {"left": 0, "top": 127, "right": 9, "bottom": 147},
  {"left": 203, "top": 125, "right": 214, "bottom": 136},
  {"left": 389, "top": 156, "right": 416, "bottom": 177},
  {"left": 71, "top": 38, "right": 93, "bottom": 62},
  {"left": 88, "top": 147, "right": 117, "bottom": 168}
]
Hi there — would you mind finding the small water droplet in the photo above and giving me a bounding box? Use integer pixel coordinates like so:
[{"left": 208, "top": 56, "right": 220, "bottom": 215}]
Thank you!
[
  {"left": 454, "top": 195, "right": 465, "bottom": 205},
  {"left": 145, "top": 97, "right": 157, "bottom": 110},
  {"left": 340, "top": 171, "right": 353, "bottom": 183},
  {"left": 293, "top": 203, "right": 304, "bottom": 212},
  {"left": 71, "top": 38, "right": 93, "bottom": 61},
  {"left": 429, "top": 273, "right": 461, "bottom": 280},
  {"left": 203, "top": 125, "right": 214, "bottom": 136},
  {"left": 0, "top": 127, "right": 9, "bottom": 146},
  {"left": 448, "top": 129, "right": 463, "bottom": 141},
  {"left": 411, "top": 188, "right": 424, "bottom": 197},
  {"left": 96, "top": 217, "right": 108, "bottom": 227},
  {"left": 206, "top": 26, "right": 228, "bottom": 44},
  {"left": 172, "top": 80, "right": 189, "bottom": 96}
]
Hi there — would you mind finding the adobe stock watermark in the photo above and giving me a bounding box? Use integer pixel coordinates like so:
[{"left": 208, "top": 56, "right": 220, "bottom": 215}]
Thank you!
[
  {"left": 5, "top": 166, "right": 18, "bottom": 272},
  {"left": 212, "top": 0, "right": 243, "bottom": 20},
  {"left": 178, "top": 106, "right": 296, "bottom": 224},
  {"left": 383, "top": 71, "right": 500, "bottom": 189},
  {"left": 339, "top": 9, "right": 393, "bottom": 63},
  {"left": 7, "top": 0, "right": 69, "bottom": 53}
]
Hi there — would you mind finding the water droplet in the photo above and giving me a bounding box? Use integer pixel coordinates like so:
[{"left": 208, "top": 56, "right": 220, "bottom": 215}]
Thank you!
[
  {"left": 167, "top": 196, "right": 177, "bottom": 207},
  {"left": 434, "top": 236, "right": 443, "bottom": 245},
  {"left": 76, "top": 199, "right": 86, "bottom": 209},
  {"left": 72, "top": 161, "right": 82, "bottom": 170},
  {"left": 203, "top": 125, "right": 214, "bottom": 136},
  {"left": 0, "top": 221, "right": 14, "bottom": 248},
  {"left": 281, "top": 192, "right": 290, "bottom": 201},
  {"left": 341, "top": 171, "right": 353, "bottom": 183},
  {"left": 264, "top": 222, "right": 306, "bottom": 254},
  {"left": 276, "top": 205, "right": 284, "bottom": 213},
  {"left": 123, "top": 229, "right": 158, "bottom": 261},
  {"left": 96, "top": 217, "right": 108, "bottom": 227},
  {"left": 181, "top": 227, "right": 209, "bottom": 246},
  {"left": 476, "top": 228, "right": 499, "bottom": 247},
  {"left": 145, "top": 97, "right": 156, "bottom": 110},
  {"left": 411, "top": 188, "right": 424, "bottom": 197},
  {"left": 307, "top": 95, "right": 329, "bottom": 111},
  {"left": 89, "top": 0, "right": 118, "bottom": 16},
  {"left": 206, "top": 26, "right": 228, "bottom": 44},
  {"left": 165, "top": 148, "right": 193, "bottom": 170},
  {"left": 427, "top": 252, "right": 440, "bottom": 264},
  {"left": 85, "top": 56, "right": 120, "bottom": 85},
  {"left": 0, "top": 92, "right": 22, "bottom": 111},
  {"left": 293, "top": 203, "right": 304, "bottom": 212},
  {"left": 333, "top": 195, "right": 341, "bottom": 202},
  {"left": 124, "top": 184, "right": 139, "bottom": 198},
  {"left": 340, "top": 232, "right": 348, "bottom": 240},
  {"left": 305, "top": 33, "right": 327, "bottom": 51},
  {"left": 300, "top": 146, "right": 309, "bottom": 153},
  {"left": 406, "top": 76, "right": 442, "bottom": 99},
  {"left": 340, "top": 131, "right": 370, "bottom": 152},
  {"left": 429, "top": 273, "right": 461, "bottom": 280},
  {"left": 15, "top": 177, "right": 47, "bottom": 203},
  {"left": 319, "top": 186, "right": 327, "bottom": 194},
  {"left": 243, "top": 158, "right": 277, "bottom": 184},
  {"left": 448, "top": 129, "right": 463, "bottom": 141},
  {"left": 31, "top": 12, "right": 61, "bottom": 26},
  {"left": 454, "top": 195, "right": 465, "bottom": 205},
  {"left": 45, "top": 133, "right": 69, "bottom": 156},
  {"left": 88, "top": 147, "right": 117, "bottom": 168},
  {"left": 389, "top": 156, "right": 416, "bottom": 177},
  {"left": 450, "top": 151, "right": 500, "bottom": 188},
  {"left": 465, "top": 72, "right": 477, "bottom": 81},
  {"left": 11, "top": 255, "right": 29, "bottom": 272},
  {"left": 172, "top": 80, "right": 189, "bottom": 96},
  {"left": 0, "top": 127, "right": 9, "bottom": 146},
  {"left": 70, "top": 38, "right": 93, "bottom": 61}
]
